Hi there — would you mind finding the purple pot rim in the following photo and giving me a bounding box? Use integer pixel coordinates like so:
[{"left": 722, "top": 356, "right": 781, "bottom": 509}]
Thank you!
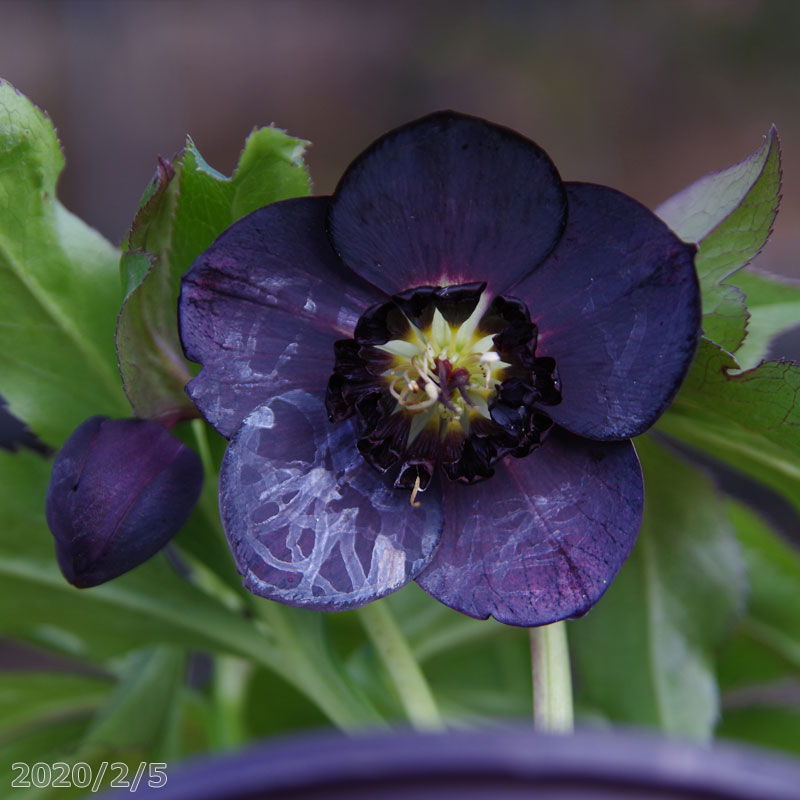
[{"left": 103, "top": 726, "right": 800, "bottom": 799}]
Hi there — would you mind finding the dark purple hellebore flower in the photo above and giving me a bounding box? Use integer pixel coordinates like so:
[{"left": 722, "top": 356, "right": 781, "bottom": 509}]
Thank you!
[
  {"left": 179, "top": 112, "right": 700, "bottom": 626},
  {"left": 46, "top": 416, "right": 204, "bottom": 587}
]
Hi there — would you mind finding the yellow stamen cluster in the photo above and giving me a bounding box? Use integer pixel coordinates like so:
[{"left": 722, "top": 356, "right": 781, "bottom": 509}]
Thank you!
[{"left": 376, "top": 297, "right": 510, "bottom": 445}]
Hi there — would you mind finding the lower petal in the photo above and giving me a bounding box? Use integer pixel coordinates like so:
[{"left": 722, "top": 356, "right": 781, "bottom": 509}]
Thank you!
[
  {"left": 220, "top": 390, "right": 443, "bottom": 610},
  {"left": 416, "top": 429, "right": 642, "bottom": 626}
]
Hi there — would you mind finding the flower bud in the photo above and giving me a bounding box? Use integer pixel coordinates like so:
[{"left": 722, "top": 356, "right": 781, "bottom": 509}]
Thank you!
[{"left": 46, "top": 416, "right": 203, "bottom": 587}]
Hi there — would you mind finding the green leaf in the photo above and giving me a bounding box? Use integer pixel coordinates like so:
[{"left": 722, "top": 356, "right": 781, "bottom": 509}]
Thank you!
[
  {"left": 0, "top": 717, "right": 92, "bottom": 800},
  {"left": 717, "top": 707, "right": 800, "bottom": 756},
  {"left": 0, "top": 671, "right": 110, "bottom": 739},
  {"left": 656, "top": 126, "right": 781, "bottom": 288},
  {"left": 116, "top": 128, "right": 310, "bottom": 422},
  {"left": 0, "top": 80, "right": 128, "bottom": 446},
  {"left": 717, "top": 504, "right": 800, "bottom": 695},
  {"left": 347, "top": 588, "right": 531, "bottom": 724},
  {"left": 656, "top": 128, "right": 781, "bottom": 358},
  {"left": 733, "top": 268, "right": 800, "bottom": 369},
  {"left": 700, "top": 283, "right": 748, "bottom": 354},
  {"left": 244, "top": 665, "right": 328, "bottom": 737},
  {"left": 254, "top": 601, "right": 386, "bottom": 730},
  {"left": 82, "top": 647, "right": 184, "bottom": 757},
  {"left": 423, "top": 628, "right": 531, "bottom": 722},
  {"left": 386, "top": 581, "right": 510, "bottom": 664},
  {"left": 657, "top": 338, "right": 800, "bottom": 516},
  {"left": 0, "top": 660, "right": 188, "bottom": 796},
  {"left": 727, "top": 502, "right": 800, "bottom": 673},
  {"left": 715, "top": 503, "right": 800, "bottom": 755},
  {"left": 570, "top": 436, "right": 746, "bottom": 738},
  {"left": 0, "top": 710, "right": 176, "bottom": 800}
]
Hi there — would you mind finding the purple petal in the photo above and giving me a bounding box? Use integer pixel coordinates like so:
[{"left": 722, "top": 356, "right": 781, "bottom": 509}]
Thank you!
[
  {"left": 328, "top": 111, "right": 566, "bottom": 296},
  {"left": 416, "top": 429, "right": 642, "bottom": 626},
  {"left": 179, "top": 196, "right": 386, "bottom": 438},
  {"left": 45, "top": 416, "right": 204, "bottom": 588},
  {"left": 511, "top": 183, "right": 700, "bottom": 440},
  {"left": 220, "top": 390, "right": 443, "bottom": 610}
]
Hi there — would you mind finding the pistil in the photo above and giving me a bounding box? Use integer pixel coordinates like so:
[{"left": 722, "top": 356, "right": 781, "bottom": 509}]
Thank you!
[{"left": 379, "top": 313, "right": 509, "bottom": 433}]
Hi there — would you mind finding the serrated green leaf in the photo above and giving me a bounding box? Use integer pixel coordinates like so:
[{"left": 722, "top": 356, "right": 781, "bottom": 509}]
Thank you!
[
  {"left": 570, "top": 436, "right": 746, "bottom": 739},
  {"left": 701, "top": 283, "right": 749, "bottom": 354},
  {"left": 0, "top": 80, "right": 128, "bottom": 446},
  {"left": 657, "top": 338, "right": 800, "bottom": 515},
  {"left": 656, "top": 127, "right": 781, "bottom": 288},
  {"left": 227, "top": 127, "right": 310, "bottom": 220},
  {"left": 116, "top": 128, "right": 310, "bottom": 422},
  {"left": 656, "top": 128, "right": 781, "bottom": 361},
  {"left": 734, "top": 268, "right": 800, "bottom": 369}
]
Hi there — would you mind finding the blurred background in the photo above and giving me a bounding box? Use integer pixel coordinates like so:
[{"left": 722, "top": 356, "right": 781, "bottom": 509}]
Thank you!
[{"left": 1, "top": 0, "right": 798, "bottom": 278}]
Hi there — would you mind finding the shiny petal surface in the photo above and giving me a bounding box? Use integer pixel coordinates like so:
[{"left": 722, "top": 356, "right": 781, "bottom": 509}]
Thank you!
[
  {"left": 45, "top": 416, "right": 204, "bottom": 588},
  {"left": 328, "top": 111, "right": 567, "bottom": 295},
  {"left": 220, "top": 390, "right": 443, "bottom": 610},
  {"left": 416, "top": 429, "right": 642, "bottom": 626},
  {"left": 179, "top": 196, "right": 385, "bottom": 438},
  {"left": 513, "top": 183, "right": 700, "bottom": 440}
]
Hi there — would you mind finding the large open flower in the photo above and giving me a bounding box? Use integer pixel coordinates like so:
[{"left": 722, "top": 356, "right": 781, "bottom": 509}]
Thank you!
[{"left": 179, "top": 112, "right": 700, "bottom": 626}]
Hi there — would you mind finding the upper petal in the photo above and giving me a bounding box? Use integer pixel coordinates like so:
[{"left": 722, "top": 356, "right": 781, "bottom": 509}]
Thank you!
[
  {"left": 328, "top": 111, "right": 567, "bottom": 296},
  {"left": 416, "top": 429, "right": 642, "bottom": 626},
  {"left": 220, "top": 390, "right": 443, "bottom": 610},
  {"left": 512, "top": 183, "right": 700, "bottom": 440},
  {"left": 179, "top": 196, "right": 386, "bottom": 438}
]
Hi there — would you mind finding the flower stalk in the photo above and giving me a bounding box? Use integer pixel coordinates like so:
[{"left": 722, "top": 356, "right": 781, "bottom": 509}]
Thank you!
[
  {"left": 357, "top": 599, "right": 445, "bottom": 731},
  {"left": 530, "top": 621, "right": 574, "bottom": 732},
  {"left": 210, "top": 655, "right": 252, "bottom": 749}
]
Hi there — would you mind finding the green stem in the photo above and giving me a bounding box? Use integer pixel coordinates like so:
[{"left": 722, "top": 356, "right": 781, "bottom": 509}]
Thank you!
[
  {"left": 191, "top": 418, "right": 216, "bottom": 476},
  {"left": 210, "top": 655, "right": 252, "bottom": 750},
  {"left": 191, "top": 419, "right": 223, "bottom": 530},
  {"left": 357, "top": 599, "right": 445, "bottom": 730},
  {"left": 530, "top": 621, "right": 574, "bottom": 732}
]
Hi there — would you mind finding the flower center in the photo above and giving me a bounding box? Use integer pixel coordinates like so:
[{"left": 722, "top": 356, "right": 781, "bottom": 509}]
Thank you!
[
  {"left": 377, "top": 293, "right": 509, "bottom": 445},
  {"left": 326, "top": 282, "right": 561, "bottom": 495}
]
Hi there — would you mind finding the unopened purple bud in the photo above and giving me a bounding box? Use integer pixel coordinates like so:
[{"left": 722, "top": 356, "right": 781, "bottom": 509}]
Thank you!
[{"left": 45, "top": 416, "right": 204, "bottom": 587}]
